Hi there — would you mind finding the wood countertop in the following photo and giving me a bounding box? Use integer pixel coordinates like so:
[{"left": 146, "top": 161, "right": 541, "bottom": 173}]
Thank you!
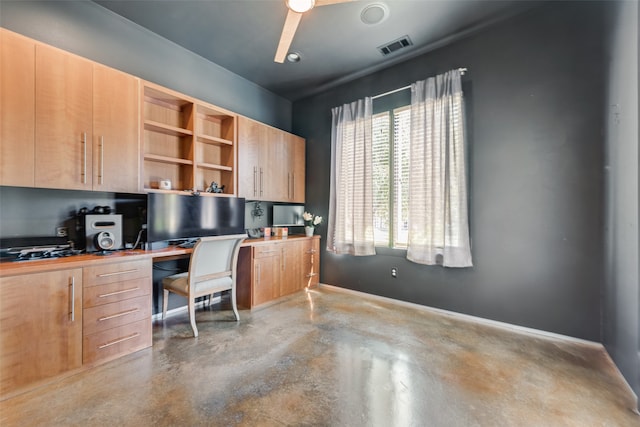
[{"left": 0, "top": 235, "right": 320, "bottom": 276}]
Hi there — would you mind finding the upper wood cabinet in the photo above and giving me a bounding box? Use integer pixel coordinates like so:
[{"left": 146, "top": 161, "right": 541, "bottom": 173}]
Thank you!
[
  {"left": 0, "top": 29, "right": 35, "bottom": 187},
  {"left": 237, "top": 116, "right": 305, "bottom": 203},
  {"left": 35, "top": 44, "right": 94, "bottom": 190},
  {"left": 141, "top": 82, "right": 237, "bottom": 195},
  {"left": 0, "top": 29, "right": 140, "bottom": 192},
  {"left": 92, "top": 64, "right": 140, "bottom": 193}
]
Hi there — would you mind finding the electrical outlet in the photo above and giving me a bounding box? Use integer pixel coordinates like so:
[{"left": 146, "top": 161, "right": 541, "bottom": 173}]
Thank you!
[
  {"left": 56, "top": 227, "right": 68, "bottom": 237},
  {"left": 391, "top": 267, "right": 397, "bottom": 278}
]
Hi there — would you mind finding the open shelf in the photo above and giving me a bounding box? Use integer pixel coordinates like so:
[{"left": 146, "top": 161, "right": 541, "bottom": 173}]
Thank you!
[
  {"left": 144, "top": 154, "right": 193, "bottom": 165},
  {"left": 141, "top": 82, "right": 237, "bottom": 195},
  {"left": 144, "top": 120, "right": 193, "bottom": 137},
  {"left": 197, "top": 162, "right": 233, "bottom": 171},
  {"left": 197, "top": 134, "right": 233, "bottom": 146}
]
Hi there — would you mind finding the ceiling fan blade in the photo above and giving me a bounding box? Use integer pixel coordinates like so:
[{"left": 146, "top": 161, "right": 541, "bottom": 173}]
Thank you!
[
  {"left": 274, "top": 9, "right": 303, "bottom": 63},
  {"left": 316, "top": 0, "right": 354, "bottom": 6}
]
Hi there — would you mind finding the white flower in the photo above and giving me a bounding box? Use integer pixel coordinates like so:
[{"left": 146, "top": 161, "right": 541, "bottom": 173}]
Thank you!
[{"left": 303, "top": 211, "right": 323, "bottom": 227}]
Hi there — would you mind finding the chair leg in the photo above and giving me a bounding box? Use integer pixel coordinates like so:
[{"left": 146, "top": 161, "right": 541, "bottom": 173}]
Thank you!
[
  {"left": 231, "top": 287, "right": 240, "bottom": 321},
  {"left": 162, "top": 288, "right": 169, "bottom": 320},
  {"left": 188, "top": 299, "right": 198, "bottom": 337}
]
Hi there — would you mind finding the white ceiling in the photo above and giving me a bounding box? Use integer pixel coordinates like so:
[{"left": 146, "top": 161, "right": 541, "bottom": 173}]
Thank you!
[{"left": 95, "top": 0, "right": 538, "bottom": 101}]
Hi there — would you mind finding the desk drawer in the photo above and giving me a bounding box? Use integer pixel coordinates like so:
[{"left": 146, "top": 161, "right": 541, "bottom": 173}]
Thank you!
[
  {"left": 84, "top": 259, "right": 151, "bottom": 287},
  {"left": 83, "top": 277, "right": 151, "bottom": 308},
  {"left": 83, "top": 295, "right": 151, "bottom": 335},
  {"left": 83, "top": 318, "right": 151, "bottom": 365},
  {"left": 253, "top": 244, "right": 280, "bottom": 259}
]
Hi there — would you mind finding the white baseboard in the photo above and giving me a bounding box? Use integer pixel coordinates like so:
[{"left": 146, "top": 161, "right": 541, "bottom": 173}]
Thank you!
[
  {"left": 319, "top": 283, "right": 602, "bottom": 346},
  {"left": 318, "top": 283, "right": 639, "bottom": 408}
]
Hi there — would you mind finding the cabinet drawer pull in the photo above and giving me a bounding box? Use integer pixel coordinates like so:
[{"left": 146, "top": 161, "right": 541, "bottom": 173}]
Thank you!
[
  {"left": 98, "top": 332, "right": 140, "bottom": 349},
  {"left": 306, "top": 273, "right": 318, "bottom": 278},
  {"left": 69, "top": 276, "right": 75, "bottom": 322},
  {"left": 253, "top": 166, "right": 257, "bottom": 197},
  {"left": 97, "top": 268, "right": 139, "bottom": 278},
  {"left": 259, "top": 168, "right": 263, "bottom": 196},
  {"left": 98, "top": 308, "right": 139, "bottom": 322},
  {"left": 98, "top": 287, "right": 140, "bottom": 298},
  {"left": 306, "top": 249, "right": 317, "bottom": 254},
  {"left": 82, "top": 132, "right": 87, "bottom": 184},
  {"left": 99, "top": 136, "right": 104, "bottom": 185}
]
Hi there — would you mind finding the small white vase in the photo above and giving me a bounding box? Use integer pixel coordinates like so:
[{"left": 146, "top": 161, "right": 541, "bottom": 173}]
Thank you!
[{"left": 305, "top": 226, "right": 314, "bottom": 237}]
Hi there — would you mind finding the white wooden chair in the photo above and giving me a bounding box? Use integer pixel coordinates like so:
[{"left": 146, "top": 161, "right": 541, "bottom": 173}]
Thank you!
[{"left": 162, "top": 234, "right": 247, "bottom": 337}]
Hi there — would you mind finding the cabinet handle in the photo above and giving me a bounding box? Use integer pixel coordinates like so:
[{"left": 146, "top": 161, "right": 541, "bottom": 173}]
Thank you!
[
  {"left": 307, "top": 249, "right": 317, "bottom": 254},
  {"left": 82, "top": 132, "right": 87, "bottom": 184},
  {"left": 256, "top": 264, "right": 261, "bottom": 286},
  {"left": 306, "top": 273, "right": 318, "bottom": 278},
  {"left": 99, "top": 136, "right": 104, "bottom": 185},
  {"left": 98, "top": 308, "right": 139, "bottom": 322},
  {"left": 69, "top": 276, "right": 75, "bottom": 322},
  {"left": 98, "top": 332, "right": 140, "bottom": 349},
  {"left": 291, "top": 173, "right": 294, "bottom": 199},
  {"left": 259, "top": 168, "right": 264, "bottom": 196},
  {"left": 253, "top": 167, "right": 257, "bottom": 197},
  {"left": 97, "top": 268, "right": 139, "bottom": 278},
  {"left": 98, "top": 287, "right": 140, "bottom": 298}
]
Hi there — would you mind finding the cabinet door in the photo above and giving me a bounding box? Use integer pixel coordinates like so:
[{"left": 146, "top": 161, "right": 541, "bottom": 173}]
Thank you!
[
  {"left": 252, "top": 245, "right": 280, "bottom": 306},
  {"left": 280, "top": 240, "right": 303, "bottom": 296},
  {"left": 0, "top": 29, "right": 35, "bottom": 187},
  {"left": 93, "top": 64, "right": 140, "bottom": 193},
  {"left": 35, "top": 44, "right": 93, "bottom": 190},
  {"left": 0, "top": 268, "right": 82, "bottom": 395},
  {"left": 237, "top": 116, "right": 263, "bottom": 199},
  {"left": 264, "top": 126, "right": 288, "bottom": 201},
  {"left": 286, "top": 132, "right": 306, "bottom": 203}
]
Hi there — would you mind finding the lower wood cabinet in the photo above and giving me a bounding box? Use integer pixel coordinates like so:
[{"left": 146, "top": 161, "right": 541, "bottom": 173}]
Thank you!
[
  {"left": 0, "top": 258, "right": 153, "bottom": 396},
  {"left": 237, "top": 236, "right": 320, "bottom": 309},
  {"left": 0, "top": 268, "right": 83, "bottom": 395},
  {"left": 82, "top": 259, "right": 152, "bottom": 365}
]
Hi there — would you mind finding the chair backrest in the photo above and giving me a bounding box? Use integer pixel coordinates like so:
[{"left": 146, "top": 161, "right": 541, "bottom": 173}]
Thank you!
[{"left": 188, "top": 234, "right": 247, "bottom": 290}]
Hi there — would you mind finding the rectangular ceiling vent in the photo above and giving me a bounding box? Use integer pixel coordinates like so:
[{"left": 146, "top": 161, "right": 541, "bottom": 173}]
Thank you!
[{"left": 378, "top": 36, "right": 413, "bottom": 56}]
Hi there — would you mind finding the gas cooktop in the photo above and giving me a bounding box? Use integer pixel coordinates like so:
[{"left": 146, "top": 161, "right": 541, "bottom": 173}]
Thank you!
[{"left": 0, "top": 237, "right": 84, "bottom": 262}]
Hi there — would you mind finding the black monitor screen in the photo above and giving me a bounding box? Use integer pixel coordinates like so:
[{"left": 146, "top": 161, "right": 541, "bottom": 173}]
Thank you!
[{"left": 147, "top": 193, "right": 245, "bottom": 243}]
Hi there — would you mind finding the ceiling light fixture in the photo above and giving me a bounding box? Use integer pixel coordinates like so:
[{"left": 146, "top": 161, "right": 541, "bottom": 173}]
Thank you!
[
  {"left": 286, "top": 0, "right": 316, "bottom": 13},
  {"left": 286, "top": 52, "right": 302, "bottom": 63}
]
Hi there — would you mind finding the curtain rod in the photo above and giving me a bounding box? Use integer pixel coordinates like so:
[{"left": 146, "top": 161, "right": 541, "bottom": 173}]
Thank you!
[{"left": 371, "top": 68, "right": 468, "bottom": 100}]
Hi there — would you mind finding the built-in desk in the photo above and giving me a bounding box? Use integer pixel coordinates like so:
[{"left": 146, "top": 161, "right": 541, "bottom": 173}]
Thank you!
[{"left": 0, "top": 235, "right": 320, "bottom": 398}]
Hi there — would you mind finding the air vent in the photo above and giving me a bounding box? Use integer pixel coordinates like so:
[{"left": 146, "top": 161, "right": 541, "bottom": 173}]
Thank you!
[{"left": 378, "top": 36, "right": 413, "bottom": 56}]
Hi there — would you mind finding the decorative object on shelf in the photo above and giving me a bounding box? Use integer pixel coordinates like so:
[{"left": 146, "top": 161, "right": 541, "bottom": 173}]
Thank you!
[
  {"left": 206, "top": 181, "right": 225, "bottom": 193},
  {"left": 159, "top": 179, "right": 172, "bottom": 190},
  {"left": 303, "top": 211, "right": 322, "bottom": 237}
]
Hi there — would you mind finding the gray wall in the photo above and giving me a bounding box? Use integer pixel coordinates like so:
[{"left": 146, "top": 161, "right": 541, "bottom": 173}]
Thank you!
[
  {"left": 0, "top": 0, "right": 291, "bottom": 131},
  {"left": 603, "top": 1, "right": 639, "bottom": 400},
  {"left": 294, "top": 2, "right": 607, "bottom": 341}
]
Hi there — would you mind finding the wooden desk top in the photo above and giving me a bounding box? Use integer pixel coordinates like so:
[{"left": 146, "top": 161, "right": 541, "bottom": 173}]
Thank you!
[{"left": 0, "top": 235, "right": 320, "bottom": 277}]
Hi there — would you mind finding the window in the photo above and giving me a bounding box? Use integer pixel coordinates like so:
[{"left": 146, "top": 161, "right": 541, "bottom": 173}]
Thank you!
[{"left": 372, "top": 106, "right": 411, "bottom": 248}]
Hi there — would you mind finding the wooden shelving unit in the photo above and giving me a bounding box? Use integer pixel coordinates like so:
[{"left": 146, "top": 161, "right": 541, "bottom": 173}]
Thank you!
[{"left": 141, "top": 82, "right": 237, "bottom": 195}]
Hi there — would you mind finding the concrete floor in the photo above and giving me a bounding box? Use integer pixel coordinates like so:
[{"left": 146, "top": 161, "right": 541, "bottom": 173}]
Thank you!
[{"left": 1, "top": 285, "right": 638, "bottom": 426}]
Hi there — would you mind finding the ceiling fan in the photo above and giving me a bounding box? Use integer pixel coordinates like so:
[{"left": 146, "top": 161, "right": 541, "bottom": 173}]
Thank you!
[{"left": 275, "top": 0, "right": 354, "bottom": 63}]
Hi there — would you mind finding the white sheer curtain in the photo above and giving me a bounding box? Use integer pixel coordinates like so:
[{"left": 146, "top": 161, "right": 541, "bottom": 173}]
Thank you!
[
  {"left": 327, "top": 98, "right": 376, "bottom": 255},
  {"left": 407, "top": 69, "right": 473, "bottom": 267}
]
